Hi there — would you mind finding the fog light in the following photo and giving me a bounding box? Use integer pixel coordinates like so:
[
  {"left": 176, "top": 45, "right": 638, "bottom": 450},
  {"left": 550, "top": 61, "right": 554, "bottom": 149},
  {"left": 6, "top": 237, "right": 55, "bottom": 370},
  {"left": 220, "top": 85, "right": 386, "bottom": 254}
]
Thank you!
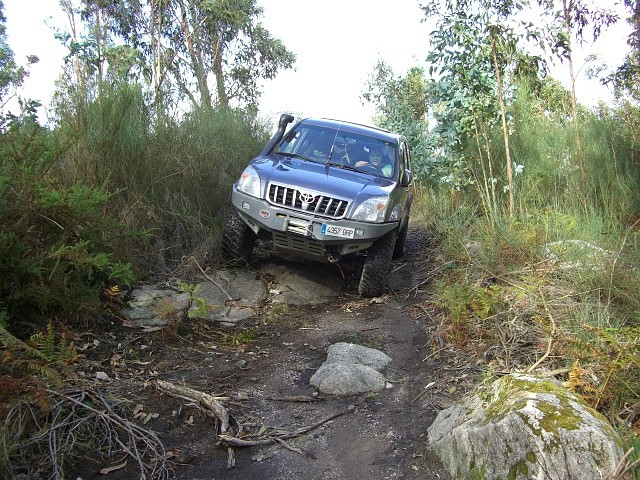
[
  {"left": 242, "top": 201, "right": 250, "bottom": 209},
  {"left": 355, "top": 228, "right": 365, "bottom": 237}
]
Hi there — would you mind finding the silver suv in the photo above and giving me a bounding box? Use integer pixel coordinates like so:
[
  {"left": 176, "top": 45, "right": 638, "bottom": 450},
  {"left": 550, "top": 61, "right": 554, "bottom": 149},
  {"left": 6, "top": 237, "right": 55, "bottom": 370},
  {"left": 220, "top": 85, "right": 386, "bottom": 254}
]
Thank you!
[{"left": 221, "top": 114, "right": 414, "bottom": 297}]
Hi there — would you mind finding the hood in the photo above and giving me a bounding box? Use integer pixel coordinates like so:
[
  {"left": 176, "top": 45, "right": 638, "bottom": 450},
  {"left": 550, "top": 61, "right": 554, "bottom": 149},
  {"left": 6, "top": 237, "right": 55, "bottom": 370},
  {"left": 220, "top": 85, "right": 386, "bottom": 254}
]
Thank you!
[{"left": 251, "top": 154, "right": 394, "bottom": 199}]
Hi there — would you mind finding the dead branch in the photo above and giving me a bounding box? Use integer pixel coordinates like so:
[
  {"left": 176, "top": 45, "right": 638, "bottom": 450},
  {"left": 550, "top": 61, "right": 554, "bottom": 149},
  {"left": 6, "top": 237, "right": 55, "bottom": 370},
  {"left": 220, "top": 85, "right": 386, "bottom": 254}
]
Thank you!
[
  {"left": 404, "top": 261, "right": 456, "bottom": 299},
  {"left": 155, "top": 379, "right": 350, "bottom": 466},
  {"left": 609, "top": 447, "right": 640, "bottom": 480},
  {"left": 2, "top": 388, "right": 170, "bottom": 480},
  {"left": 191, "top": 256, "right": 234, "bottom": 302},
  {"left": 155, "top": 379, "right": 230, "bottom": 433},
  {"left": 218, "top": 408, "right": 350, "bottom": 448},
  {"left": 262, "top": 395, "right": 320, "bottom": 403}
]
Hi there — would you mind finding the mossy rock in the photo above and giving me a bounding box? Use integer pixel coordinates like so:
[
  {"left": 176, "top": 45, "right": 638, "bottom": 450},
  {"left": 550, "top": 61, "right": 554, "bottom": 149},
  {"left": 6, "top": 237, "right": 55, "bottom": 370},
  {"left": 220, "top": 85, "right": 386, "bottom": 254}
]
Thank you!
[{"left": 427, "top": 373, "right": 623, "bottom": 480}]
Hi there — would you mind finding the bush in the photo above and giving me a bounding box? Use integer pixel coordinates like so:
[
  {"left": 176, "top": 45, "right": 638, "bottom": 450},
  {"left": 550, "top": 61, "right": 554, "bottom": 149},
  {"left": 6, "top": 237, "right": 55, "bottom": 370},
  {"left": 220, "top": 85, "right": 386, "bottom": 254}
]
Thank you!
[
  {"left": 55, "top": 84, "right": 270, "bottom": 271},
  {"left": 0, "top": 112, "right": 133, "bottom": 336}
]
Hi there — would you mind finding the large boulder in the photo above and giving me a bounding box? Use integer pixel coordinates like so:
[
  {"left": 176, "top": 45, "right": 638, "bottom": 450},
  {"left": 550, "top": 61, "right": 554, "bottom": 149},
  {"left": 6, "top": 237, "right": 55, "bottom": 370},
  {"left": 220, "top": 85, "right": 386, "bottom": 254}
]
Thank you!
[{"left": 428, "top": 373, "right": 623, "bottom": 480}]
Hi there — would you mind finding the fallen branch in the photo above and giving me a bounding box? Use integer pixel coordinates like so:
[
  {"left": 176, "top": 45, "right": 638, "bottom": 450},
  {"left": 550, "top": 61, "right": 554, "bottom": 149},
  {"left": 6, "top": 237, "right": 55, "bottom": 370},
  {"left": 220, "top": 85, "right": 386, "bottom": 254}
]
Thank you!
[
  {"left": 155, "top": 379, "right": 231, "bottom": 433},
  {"left": 218, "top": 408, "right": 350, "bottom": 448},
  {"left": 262, "top": 395, "right": 320, "bottom": 403},
  {"left": 610, "top": 447, "right": 640, "bottom": 480},
  {"left": 191, "top": 256, "right": 234, "bottom": 302},
  {"left": 156, "top": 380, "right": 350, "bottom": 464},
  {"left": 2, "top": 388, "right": 170, "bottom": 480}
]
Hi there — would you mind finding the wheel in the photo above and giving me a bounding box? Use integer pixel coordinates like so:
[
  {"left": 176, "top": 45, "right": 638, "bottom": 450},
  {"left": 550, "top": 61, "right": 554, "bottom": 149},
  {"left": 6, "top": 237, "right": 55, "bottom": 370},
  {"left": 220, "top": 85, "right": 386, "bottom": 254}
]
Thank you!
[
  {"left": 358, "top": 230, "right": 398, "bottom": 298},
  {"left": 220, "top": 208, "right": 256, "bottom": 266},
  {"left": 393, "top": 218, "right": 409, "bottom": 259}
]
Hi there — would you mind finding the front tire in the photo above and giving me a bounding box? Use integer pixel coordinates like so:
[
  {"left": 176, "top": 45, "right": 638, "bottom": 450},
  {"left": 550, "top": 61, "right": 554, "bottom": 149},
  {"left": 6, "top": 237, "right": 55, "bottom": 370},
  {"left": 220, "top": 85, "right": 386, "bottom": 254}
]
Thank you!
[
  {"left": 220, "top": 209, "right": 256, "bottom": 266},
  {"left": 358, "top": 230, "right": 398, "bottom": 298},
  {"left": 393, "top": 218, "right": 409, "bottom": 259}
]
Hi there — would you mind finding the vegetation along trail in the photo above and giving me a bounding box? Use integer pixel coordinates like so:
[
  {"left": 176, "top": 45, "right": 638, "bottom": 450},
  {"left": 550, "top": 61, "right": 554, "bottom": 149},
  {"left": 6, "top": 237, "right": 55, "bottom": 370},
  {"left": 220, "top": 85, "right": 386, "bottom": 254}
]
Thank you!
[{"left": 1, "top": 0, "right": 639, "bottom": 478}]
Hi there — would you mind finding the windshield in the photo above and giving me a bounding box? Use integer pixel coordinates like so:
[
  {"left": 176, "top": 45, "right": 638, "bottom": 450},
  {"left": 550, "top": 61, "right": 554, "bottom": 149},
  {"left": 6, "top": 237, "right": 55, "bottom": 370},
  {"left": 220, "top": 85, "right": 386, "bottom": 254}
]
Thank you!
[{"left": 275, "top": 124, "right": 397, "bottom": 179}]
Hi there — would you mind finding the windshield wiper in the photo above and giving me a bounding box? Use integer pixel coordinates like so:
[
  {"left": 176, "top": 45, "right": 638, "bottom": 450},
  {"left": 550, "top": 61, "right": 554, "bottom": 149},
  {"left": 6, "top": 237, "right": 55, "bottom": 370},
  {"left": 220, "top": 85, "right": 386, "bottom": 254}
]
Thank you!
[
  {"left": 328, "top": 163, "right": 367, "bottom": 174},
  {"left": 275, "top": 151, "right": 310, "bottom": 162}
]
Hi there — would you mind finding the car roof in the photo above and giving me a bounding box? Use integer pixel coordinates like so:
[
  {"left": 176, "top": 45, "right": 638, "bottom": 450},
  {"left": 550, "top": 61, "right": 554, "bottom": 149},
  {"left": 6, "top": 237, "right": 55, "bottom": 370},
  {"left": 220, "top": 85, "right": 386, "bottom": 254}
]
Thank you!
[{"left": 299, "top": 117, "right": 401, "bottom": 144}]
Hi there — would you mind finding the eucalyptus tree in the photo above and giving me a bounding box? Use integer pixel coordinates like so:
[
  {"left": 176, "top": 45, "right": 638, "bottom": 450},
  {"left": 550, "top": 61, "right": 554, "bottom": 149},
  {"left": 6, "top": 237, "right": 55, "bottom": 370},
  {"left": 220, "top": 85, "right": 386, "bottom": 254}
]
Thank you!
[
  {"left": 609, "top": 0, "right": 640, "bottom": 100},
  {"left": 55, "top": 0, "right": 295, "bottom": 115},
  {"left": 362, "top": 60, "right": 433, "bottom": 179},
  {"left": 421, "top": 0, "right": 542, "bottom": 217},
  {"left": 543, "top": 0, "right": 618, "bottom": 179},
  {"left": 131, "top": 0, "right": 295, "bottom": 111},
  {"left": 0, "top": 0, "right": 36, "bottom": 111}
]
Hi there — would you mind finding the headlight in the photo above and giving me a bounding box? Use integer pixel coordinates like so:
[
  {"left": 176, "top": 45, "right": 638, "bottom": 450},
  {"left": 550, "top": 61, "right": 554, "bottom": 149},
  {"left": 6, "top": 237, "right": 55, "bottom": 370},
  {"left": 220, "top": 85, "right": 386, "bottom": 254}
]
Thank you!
[
  {"left": 236, "top": 166, "right": 261, "bottom": 197},
  {"left": 351, "top": 196, "right": 389, "bottom": 223}
]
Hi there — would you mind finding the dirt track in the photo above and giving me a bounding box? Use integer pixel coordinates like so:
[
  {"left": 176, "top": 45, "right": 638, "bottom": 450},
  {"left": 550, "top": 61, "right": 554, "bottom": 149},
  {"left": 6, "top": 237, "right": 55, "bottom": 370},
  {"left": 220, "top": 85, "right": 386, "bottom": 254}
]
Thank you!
[{"left": 70, "top": 231, "right": 455, "bottom": 479}]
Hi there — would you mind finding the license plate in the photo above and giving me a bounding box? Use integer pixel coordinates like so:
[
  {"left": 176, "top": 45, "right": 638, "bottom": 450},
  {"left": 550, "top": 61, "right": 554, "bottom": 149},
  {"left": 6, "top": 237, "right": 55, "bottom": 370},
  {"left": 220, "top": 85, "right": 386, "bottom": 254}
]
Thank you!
[{"left": 321, "top": 224, "right": 355, "bottom": 239}]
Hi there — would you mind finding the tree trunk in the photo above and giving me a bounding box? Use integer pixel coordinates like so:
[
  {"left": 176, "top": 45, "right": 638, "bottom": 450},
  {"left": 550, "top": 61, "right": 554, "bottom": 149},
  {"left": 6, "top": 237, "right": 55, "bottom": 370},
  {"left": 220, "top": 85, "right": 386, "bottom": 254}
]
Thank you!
[
  {"left": 177, "top": 0, "right": 213, "bottom": 110},
  {"left": 213, "top": 34, "right": 228, "bottom": 109},
  {"left": 562, "top": 0, "right": 586, "bottom": 183},
  {"left": 490, "top": 29, "right": 514, "bottom": 217}
]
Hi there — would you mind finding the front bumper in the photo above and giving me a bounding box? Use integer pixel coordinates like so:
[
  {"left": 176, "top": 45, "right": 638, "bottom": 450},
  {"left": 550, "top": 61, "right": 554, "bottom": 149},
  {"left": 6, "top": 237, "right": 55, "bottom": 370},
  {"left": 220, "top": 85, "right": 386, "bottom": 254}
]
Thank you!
[{"left": 231, "top": 189, "right": 398, "bottom": 257}]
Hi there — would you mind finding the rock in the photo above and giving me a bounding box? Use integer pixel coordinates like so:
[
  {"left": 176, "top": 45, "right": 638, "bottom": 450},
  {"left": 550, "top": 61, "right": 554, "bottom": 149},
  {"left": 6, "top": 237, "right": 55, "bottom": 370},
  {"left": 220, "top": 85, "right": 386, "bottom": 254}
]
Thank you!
[
  {"left": 310, "top": 362, "right": 386, "bottom": 395},
  {"left": 122, "top": 285, "right": 190, "bottom": 326},
  {"left": 265, "top": 263, "right": 343, "bottom": 305},
  {"left": 191, "top": 270, "right": 267, "bottom": 325},
  {"left": 428, "top": 373, "right": 624, "bottom": 480},
  {"left": 325, "top": 342, "right": 392, "bottom": 371},
  {"left": 310, "top": 342, "right": 392, "bottom": 395},
  {"left": 543, "top": 239, "right": 610, "bottom": 271}
]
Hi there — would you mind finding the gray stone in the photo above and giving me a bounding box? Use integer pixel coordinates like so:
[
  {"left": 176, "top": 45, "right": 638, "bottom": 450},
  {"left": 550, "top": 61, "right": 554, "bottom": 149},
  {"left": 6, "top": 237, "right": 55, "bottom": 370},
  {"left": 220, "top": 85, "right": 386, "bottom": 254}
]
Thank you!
[
  {"left": 428, "top": 373, "right": 624, "bottom": 480},
  {"left": 121, "top": 261, "right": 342, "bottom": 328},
  {"left": 191, "top": 270, "right": 267, "bottom": 324},
  {"left": 543, "top": 239, "right": 611, "bottom": 271},
  {"left": 310, "top": 342, "right": 392, "bottom": 395},
  {"left": 325, "top": 342, "right": 392, "bottom": 371},
  {"left": 310, "top": 361, "right": 386, "bottom": 395},
  {"left": 122, "top": 286, "right": 191, "bottom": 326},
  {"left": 266, "top": 264, "right": 343, "bottom": 305}
]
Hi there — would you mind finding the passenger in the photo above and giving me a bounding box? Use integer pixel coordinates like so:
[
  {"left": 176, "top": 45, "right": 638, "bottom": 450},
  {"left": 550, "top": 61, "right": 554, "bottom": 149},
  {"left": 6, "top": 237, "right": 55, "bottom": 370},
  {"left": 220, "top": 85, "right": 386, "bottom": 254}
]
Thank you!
[
  {"left": 332, "top": 137, "right": 350, "bottom": 164},
  {"left": 355, "top": 148, "right": 393, "bottom": 177}
]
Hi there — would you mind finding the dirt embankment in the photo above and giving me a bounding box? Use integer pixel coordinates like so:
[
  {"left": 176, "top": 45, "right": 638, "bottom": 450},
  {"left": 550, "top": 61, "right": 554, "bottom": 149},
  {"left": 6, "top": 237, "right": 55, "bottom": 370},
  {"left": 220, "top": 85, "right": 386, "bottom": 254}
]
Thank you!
[{"left": 70, "top": 231, "right": 458, "bottom": 479}]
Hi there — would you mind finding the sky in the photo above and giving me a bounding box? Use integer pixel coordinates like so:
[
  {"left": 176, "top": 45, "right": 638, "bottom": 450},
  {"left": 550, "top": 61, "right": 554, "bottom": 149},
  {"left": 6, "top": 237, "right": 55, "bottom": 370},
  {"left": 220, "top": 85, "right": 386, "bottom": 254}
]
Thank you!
[{"left": 2, "top": 0, "right": 633, "bottom": 126}]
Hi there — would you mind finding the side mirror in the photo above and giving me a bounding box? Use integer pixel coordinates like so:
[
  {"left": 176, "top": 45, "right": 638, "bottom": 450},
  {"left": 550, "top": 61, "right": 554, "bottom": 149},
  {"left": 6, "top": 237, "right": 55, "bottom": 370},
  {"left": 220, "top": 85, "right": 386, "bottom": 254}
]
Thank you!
[{"left": 400, "top": 169, "right": 412, "bottom": 187}]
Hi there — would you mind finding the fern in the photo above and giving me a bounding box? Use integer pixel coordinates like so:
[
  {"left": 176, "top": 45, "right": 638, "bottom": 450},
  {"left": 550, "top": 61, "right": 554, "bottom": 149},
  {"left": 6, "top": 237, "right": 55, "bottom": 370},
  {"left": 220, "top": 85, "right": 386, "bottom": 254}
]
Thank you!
[
  {"left": 29, "top": 322, "right": 78, "bottom": 366},
  {"left": 1, "top": 323, "right": 76, "bottom": 387}
]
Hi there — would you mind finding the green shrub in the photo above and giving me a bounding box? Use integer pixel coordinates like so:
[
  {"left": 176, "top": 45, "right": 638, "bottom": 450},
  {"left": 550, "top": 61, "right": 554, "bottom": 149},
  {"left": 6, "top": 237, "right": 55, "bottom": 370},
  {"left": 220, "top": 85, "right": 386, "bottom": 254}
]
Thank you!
[{"left": 0, "top": 113, "right": 133, "bottom": 336}]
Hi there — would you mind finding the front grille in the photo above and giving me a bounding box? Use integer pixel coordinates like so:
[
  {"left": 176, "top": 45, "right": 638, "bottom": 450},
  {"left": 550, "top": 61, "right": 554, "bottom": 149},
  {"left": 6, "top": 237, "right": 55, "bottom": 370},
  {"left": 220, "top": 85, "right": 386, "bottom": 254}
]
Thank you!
[{"left": 267, "top": 183, "right": 349, "bottom": 219}]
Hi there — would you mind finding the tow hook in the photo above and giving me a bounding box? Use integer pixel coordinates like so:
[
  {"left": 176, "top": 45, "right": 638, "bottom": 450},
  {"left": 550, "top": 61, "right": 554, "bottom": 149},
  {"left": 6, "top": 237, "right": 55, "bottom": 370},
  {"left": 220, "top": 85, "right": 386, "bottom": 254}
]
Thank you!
[{"left": 327, "top": 253, "right": 342, "bottom": 264}]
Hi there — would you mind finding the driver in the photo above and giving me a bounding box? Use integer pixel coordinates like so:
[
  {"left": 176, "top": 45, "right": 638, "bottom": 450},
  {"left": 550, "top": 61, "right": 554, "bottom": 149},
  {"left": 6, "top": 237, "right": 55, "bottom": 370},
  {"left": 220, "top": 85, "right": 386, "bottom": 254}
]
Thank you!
[{"left": 356, "top": 148, "right": 393, "bottom": 177}]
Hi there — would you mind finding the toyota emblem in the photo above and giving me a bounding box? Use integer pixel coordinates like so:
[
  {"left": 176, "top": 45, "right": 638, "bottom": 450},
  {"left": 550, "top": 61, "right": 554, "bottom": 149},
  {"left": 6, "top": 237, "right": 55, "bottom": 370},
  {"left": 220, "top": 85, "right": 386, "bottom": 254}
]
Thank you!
[{"left": 299, "top": 192, "right": 315, "bottom": 203}]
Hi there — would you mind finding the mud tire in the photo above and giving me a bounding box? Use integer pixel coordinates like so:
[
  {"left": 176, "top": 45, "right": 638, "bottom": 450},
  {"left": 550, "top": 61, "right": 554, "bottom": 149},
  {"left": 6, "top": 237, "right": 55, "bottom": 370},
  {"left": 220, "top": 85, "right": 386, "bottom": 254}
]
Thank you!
[
  {"left": 358, "top": 230, "right": 398, "bottom": 297},
  {"left": 393, "top": 219, "right": 409, "bottom": 259},
  {"left": 220, "top": 209, "right": 256, "bottom": 266}
]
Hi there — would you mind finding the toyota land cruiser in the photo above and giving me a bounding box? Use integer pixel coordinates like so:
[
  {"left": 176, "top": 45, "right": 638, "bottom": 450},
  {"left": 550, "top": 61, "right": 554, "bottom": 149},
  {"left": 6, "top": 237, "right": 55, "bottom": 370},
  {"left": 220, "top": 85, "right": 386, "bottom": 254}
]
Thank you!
[{"left": 220, "top": 114, "right": 414, "bottom": 297}]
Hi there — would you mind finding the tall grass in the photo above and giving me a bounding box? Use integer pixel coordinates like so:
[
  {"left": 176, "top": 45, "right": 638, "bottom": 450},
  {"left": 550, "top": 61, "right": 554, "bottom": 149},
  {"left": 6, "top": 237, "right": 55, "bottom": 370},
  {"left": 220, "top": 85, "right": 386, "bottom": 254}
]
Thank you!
[
  {"left": 418, "top": 86, "right": 640, "bottom": 467},
  {"left": 54, "top": 83, "right": 270, "bottom": 272}
]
